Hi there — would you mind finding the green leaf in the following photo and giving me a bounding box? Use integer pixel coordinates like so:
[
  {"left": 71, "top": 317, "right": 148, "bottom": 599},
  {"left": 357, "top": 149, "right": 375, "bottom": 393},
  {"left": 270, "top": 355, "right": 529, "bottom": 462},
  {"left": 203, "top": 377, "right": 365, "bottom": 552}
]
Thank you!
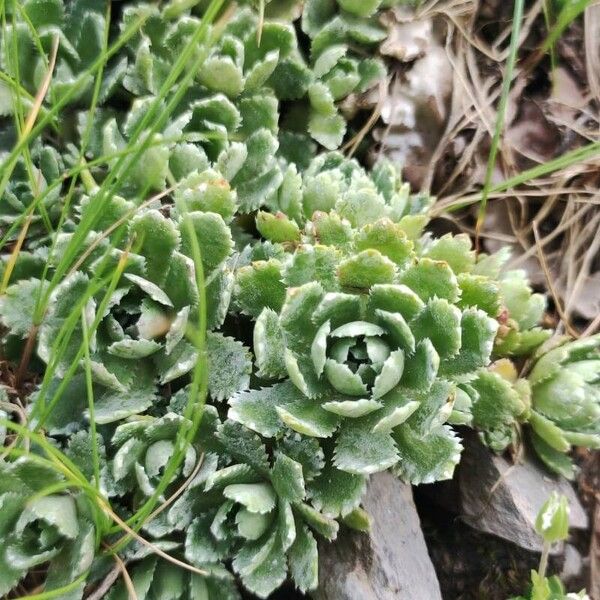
[
  {"left": 254, "top": 308, "right": 287, "bottom": 379},
  {"left": 402, "top": 339, "right": 440, "bottom": 390},
  {"left": 231, "top": 129, "right": 282, "bottom": 212},
  {"left": 392, "top": 424, "right": 462, "bottom": 485},
  {"left": 288, "top": 525, "right": 319, "bottom": 593},
  {"left": 399, "top": 258, "right": 460, "bottom": 303},
  {"left": 165, "top": 306, "right": 190, "bottom": 355},
  {"left": 130, "top": 210, "right": 179, "bottom": 286},
  {"left": 355, "top": 219, "right": 414, "bottom": 266},
  {"left": 368, "top": 283, "right": 424, "bottom": 322},
  {"left": 337, "top": 0, "right": 382, "bottom": 17},
  {"left": 338, "top": 250, "right": 396, "bottom": 289},
  {"left": 108, "top": 338, "right": 161, "bottom": 358},
  {"left": 375, "top": 309, "right": 415, "bottom": 353},
  {"left": 185, "top": 516, "right": 226, "bottom": 565},
  {"left": 276, "top": 401, "right": 340, "bottom": 438},
  {"left": 124, "top": 273, "right": 173, "bottom": 307},
  {"left": 499, "top": 270, "right": 546, "bottom": 330},
  {"left": 217, "top": 420, "right": 271, "bottom": 474},
  {"left": 457, "top": 273, "right": 501, "bottom": 316},
  {"left": 312, "top": 292, "right": 363, "bottom": 329},
  {"left": 311, "top": 320, "right": 330, "bottom": 377},
  {"left": 0, "top": 278, "right": 44, "bottom": 338},
  {"left": 233, "top": 532, "right": 287, "bottom": 598},
  {"left": 16, "top": 494, "right": 79, "bottom": 539},
  {"left": 422, "top": 233, "right": 475, "bottom": 274},
  {"left": 529, "top": 411, "right": 570, "bottom": 453},
  {"left": 470, "top": 371, "right": 527, "bottom": 443},
  {"left": 234, "top": 260, "right": 286, "bottom": 318},
  {"left": 308, "top": 459, "right": 366, "bottom": 517},
  {"left": 200, "top": 55, "right": 244, "bottom": 97},
  {"left": 372, "top": 349, "right": 404, "bottom": 399},
  {"left": 334, "top": 418, "right": 398, "bottom": 474},
  {"left": 324, "top": 359, "right": 368, "bottom": 396},
  {"left": 229, "top": 381, "right": 304, "bottom": 438},
  {"left": 440, "top": 308, "right": 498, "bottom": 376},
  {"left": 322, "top": 398, "right": 382, "bottom": 417},
  {"left": 156, "top": 340, "right": 197, "bottom": 384},
  {"left": 330, "top": 320, "right": 385, "bottom": 338},
  {"left": 308, "top": 111, "right": 346, "bottom": 150},
  {"left": 294, "top": 502, "right": 339, "bottom": 540},
  {"left": 224, "top": 483, "right": 277, "bottom": 514},
  {"left": 256, "top": 211, "right": 300, "bottom": 243},
  {"left": 336, "top": 188, "right": 388, "bottom": 229},
  {"left": 411, "top": 298, "right": 462, "bottom": 359},
  {"left": 271, "top": 453, "right": 306, "bottom": 503},
  {"left": 176, "top": 170, "right": 237, "bottom": 222},
  {"left": 180, "top": 211, "right": 233, "bottom": 274},
  {"left": 278, "top": 435, "right": 325, "bottom": 482},
  {"left": 309, "top": 211, "right": 353, "bottom": 247},
  {"left": 284, "top": 245, "right": 340, "bottom": 291},
  {"left": 206, "top": 332, "right": 252, "bottom": 402},
  {"left": 530, "top": 431, "right": 575, "bottom": 479}
]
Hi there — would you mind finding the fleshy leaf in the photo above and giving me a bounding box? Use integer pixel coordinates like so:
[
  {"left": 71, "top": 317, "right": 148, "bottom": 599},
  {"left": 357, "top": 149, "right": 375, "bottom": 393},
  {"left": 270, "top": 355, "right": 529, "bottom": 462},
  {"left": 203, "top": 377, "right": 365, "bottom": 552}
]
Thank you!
[
  {"left": 223, "top": 483, "right": 276, "bottom": 514},
  {"left": 337, "top": 250, "right": 396, "bottom": 289},
  {"left": 254, "top": 308, "right": 287, "bottom": 379},
  {"left": 288, "top": 525, "right": 319, "bottom": 593},
  {"left": 276, "top": 402, "right": 340, "bottom": 438},
  {"left": 393, "top": 424, "right": 463, "bottom": 485},
  {"left": 207, "top": 332, "right": 252, "bottom": 402},
  {"left": 399, "top": 258, "right": 460, "bottom": 303},
  {"left": 234, "top": 260, "right": 286, "bottom": 318},
  {"left": 411, "top": 298, "right": 462, "bottom": 359},
  {"left": 271, "top": 453, "right": 305, "bottom": 503},
  {"left": 308, "top": 459, "right": 366, "bottom": 517},
  {"left": 334, "top": 418, "right": 399, "bottom": 474}
]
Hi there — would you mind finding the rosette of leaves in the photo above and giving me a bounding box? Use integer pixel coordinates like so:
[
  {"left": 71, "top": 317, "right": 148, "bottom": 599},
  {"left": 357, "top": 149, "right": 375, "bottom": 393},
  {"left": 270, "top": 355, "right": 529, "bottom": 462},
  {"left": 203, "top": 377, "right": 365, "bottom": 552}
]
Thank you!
[
  {"left": 1, "top": 0, "right": 121, "bottom": 108},
  {"left": 236, "top": 156, "right": 433, "bottom": 316},
  {"left": 263, "top": 154, "right": 432, "bottom": 235},
  {"left": 105, "top": 553, "right": 241, "bottom": 600},
  {"left": 94, "top": 4, "right": 283, "bottom": 208},
  {"left": 231, "top": 231, "right": 516, "bottom": 482},
  {"left": 0, "top": 142, "right": 64, "bottom": 240},
  {"left": 1, "top": 204, "right": 251, "bottom": 429},
  {"left": 467, "top": 249, "right": 551, "bottom": 357},
  {"left": 107, "top": 404, "right": 223, "bottom": 536},
  {"left": 527, "top": 335, "right": 600, "bottom": 478},
  {"left": 165, "top": 421, "right": 339, "bottom": 598},
  {"left": 457, "top": 359, "right": 531, "bottom": 452},
  {"left": 0, "top": 457, "right": 96, "bottom": 597},
  {"left": 301, "top": 0, "right": 388, "bottom": 149}
]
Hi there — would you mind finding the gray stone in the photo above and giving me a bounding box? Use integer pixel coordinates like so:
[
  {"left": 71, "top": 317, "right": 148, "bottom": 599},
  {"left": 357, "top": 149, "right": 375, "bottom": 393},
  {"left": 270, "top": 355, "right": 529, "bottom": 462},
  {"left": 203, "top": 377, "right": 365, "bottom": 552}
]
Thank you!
[
  {"left": 459, "top": 434, "right": 588, "bottom": 554},
  {"left": 313, "top": 471, "right": 442, "bottom": 600}
]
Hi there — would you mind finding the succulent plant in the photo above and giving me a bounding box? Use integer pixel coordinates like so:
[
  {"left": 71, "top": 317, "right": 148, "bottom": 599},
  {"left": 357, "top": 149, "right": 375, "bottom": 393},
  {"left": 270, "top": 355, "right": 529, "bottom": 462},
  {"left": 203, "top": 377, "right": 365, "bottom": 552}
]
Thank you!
[
  {"left": 0, "top": 0, "right": 591, "bottom": 597},
  {"left": 231, "top": 243, "right": 508, "bottom": 482},
  {"left": 527, "top": 335, "right": 600, "bottom": 478},
  {"left": 105, "top": 553, "right": 241, "bottom": 600},
  {"left": 0, "top": 458, "right": 97, "bottom": 597},
  {"left": 151, "top": 420, "right": 340, "bottom": 598},
  {"left": 1, "top": 0, "right": 118, "bottom": 109}
]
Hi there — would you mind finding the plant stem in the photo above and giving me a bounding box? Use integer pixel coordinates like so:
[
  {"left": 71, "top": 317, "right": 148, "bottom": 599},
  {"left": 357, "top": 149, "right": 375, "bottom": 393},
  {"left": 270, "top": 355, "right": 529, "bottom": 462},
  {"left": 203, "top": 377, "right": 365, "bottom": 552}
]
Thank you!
[{"left": 538, "top": 540, "right": 551, "bottom": 579}]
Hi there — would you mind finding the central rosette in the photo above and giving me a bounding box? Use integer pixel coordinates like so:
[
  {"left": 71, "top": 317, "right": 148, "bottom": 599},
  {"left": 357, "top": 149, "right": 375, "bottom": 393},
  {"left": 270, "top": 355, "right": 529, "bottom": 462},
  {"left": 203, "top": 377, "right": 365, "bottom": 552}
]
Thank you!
[{"left": 311, "top": 319, "right": 405, "bottom": 416}]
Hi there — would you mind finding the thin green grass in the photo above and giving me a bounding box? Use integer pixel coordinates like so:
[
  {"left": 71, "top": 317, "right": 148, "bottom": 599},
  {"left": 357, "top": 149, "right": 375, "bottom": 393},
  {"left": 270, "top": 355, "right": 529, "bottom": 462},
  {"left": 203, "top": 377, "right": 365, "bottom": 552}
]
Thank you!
[
  {"left": 475, "top": 0, "right": 524, "bottom": 247},
  {"left": 0, "top": 0, "right": 227, "bottom": 585}
]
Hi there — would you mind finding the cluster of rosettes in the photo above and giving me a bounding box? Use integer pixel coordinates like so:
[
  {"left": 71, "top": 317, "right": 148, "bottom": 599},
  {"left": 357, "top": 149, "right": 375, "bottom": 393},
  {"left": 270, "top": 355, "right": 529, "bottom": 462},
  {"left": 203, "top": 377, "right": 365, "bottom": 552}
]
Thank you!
[
  {"left": 228, "top": 154, "right": 545, "bottom": 482},
  {"left": 0, "top": 1, "right": 595, "bottom": 599}
]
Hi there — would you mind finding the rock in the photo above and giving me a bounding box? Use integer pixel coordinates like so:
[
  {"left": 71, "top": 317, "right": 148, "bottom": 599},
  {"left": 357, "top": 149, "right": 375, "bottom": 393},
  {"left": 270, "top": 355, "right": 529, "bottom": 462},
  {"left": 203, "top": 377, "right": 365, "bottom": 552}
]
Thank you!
[
  {"left": 313, "top": 471, "right": 442, "bottom": 600},
  {"left": 559, "top": 543, "right": 586, "bottom": 586},
  {"left": 459, "top": 434, "right": 588, "bottom": 554}
]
